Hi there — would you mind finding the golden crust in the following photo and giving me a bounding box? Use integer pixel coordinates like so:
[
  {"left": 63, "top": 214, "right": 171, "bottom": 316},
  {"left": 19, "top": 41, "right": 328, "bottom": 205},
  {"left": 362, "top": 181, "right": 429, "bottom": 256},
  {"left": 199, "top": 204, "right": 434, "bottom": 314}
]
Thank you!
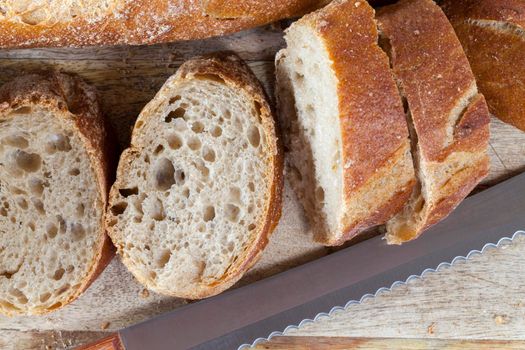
[
  {"left": 443, "top": 0, "right": 525, "bottom": 132},
  {"left": 379, "top": 0, "right": 490, "bottom": 244},
  {"left": 289, "top": 0, "right": 415, "bottom": 245},
  {"left": 0, "top": 0, "right": 327, "bottom": 48},
  {"left": 0, "top": 72, "right": 113, "bottom": 314},
  {"left": 107, "top": 55, "right": 283, "bottom": 299}
]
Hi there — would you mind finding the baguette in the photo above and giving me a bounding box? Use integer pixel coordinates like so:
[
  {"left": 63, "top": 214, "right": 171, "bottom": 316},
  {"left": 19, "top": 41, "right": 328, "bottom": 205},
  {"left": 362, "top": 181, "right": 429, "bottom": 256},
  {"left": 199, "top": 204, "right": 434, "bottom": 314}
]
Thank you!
[
  {"left": 275, "top": 0, "right": 415, "bottom": 246},
  {"left": 0, "top": 0, "right": 328, "bottom": 48},
  {"left": 378, "top": 0, "right": 491, "bottom": 244},
  {"left": 106, "top": 55, "right": 283, "bottom": 299},
  {"left": 442, "top": 0, "right": 525, "bottom": 132},
  {"left": 0, "top": 72, "right": 112, "bottom": 315}
]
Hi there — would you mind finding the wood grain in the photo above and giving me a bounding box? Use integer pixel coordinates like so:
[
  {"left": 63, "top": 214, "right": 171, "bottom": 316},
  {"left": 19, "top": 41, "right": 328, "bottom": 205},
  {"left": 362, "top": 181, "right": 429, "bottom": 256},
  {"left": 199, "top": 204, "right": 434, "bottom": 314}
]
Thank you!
[{"left": 0, "top": 22, "right": 522, "bottom": 350}]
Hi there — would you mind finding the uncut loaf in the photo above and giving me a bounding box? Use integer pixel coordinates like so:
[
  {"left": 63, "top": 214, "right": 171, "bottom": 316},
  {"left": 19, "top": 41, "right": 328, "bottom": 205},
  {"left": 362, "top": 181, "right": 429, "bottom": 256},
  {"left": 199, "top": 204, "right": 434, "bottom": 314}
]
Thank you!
[
  {"left": 106, "top": 55, "right": 283, "bottom": 299},
  {"left": 0, "top": 72, "right": 112, "bottom": 315}
]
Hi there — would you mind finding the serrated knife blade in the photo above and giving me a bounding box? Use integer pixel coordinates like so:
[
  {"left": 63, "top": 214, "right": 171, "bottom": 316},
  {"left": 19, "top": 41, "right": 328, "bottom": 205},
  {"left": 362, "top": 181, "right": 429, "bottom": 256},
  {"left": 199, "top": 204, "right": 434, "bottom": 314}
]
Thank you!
[{"left": 90, "top": 171, "right": 525, "bottom": 350}]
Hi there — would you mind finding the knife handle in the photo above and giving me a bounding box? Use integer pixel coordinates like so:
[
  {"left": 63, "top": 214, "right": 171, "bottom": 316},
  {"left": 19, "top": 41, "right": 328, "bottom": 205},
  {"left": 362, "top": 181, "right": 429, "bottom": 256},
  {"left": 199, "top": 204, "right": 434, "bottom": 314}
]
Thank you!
[{"left": 77, "top": 334, "right": 124, "bottom": 350}]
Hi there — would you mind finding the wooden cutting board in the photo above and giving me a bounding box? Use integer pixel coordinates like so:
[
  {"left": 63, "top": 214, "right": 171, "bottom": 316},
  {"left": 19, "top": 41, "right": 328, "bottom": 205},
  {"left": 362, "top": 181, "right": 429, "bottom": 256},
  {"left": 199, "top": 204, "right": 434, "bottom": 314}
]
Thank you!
[{"left": 0, "top": 24, "right": 524, "bottom": 348}]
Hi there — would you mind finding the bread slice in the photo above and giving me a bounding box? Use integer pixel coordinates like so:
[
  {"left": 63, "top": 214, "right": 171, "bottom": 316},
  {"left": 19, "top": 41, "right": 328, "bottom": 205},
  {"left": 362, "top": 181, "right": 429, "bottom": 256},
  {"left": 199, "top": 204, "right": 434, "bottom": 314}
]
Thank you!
[
  {"left": 275, "top": 0, "right": 415, "bottom": 246},
  {"left": 0, "top": 0, "right": 327, "bottom": 48},
  {"left": 377, "top": 0, "right": 491, "bottom": 244},
  {"left": 442, "top": 0, "right": 525, "bottom": 132},
  {"left": 106, "top": 55, "right": 283, "bottom": 299},
  {"left": 0, "top": 72, "right": 112, "bottom": 315}
]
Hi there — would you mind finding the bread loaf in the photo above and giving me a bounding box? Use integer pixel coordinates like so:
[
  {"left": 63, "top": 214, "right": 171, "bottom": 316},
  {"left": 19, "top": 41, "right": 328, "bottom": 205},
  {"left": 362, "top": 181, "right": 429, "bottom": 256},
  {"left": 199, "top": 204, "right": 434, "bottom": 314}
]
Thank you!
[
  {"left": 0, "top": 72, "right": 112, "bottom": 315},
  {"left": 378, "top": 0, "right": 491, "bottom": 244},
  {"left": 275, "top": 0, "right": 415, "bottom": 246},
  {"left": 106, "top": 55, "right": 283, "bottom": 299},
  {"left": 442, "top": 0, "right": 525, "bottom": 132},
  {"left": 0, "top": 0, "right": 328, "bottom": 48}
]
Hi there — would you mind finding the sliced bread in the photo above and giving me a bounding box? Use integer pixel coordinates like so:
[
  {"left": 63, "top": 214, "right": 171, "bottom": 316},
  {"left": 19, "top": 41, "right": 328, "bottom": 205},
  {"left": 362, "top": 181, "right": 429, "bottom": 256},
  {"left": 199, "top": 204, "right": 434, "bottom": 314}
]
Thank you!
[
  {"left": 275, "top": 0, "right": 415, "bottom": 246},
  {"left": 442, "top": 0, "right": 525, "bottom": 132},
  {"left": 106, "top": 55, "right": 283, "bottom": 299},
  {"left": 0, "top": 72, "right": 112, "bottom": 315},
  {"left": 378, "top": 0, "right": 491, "bottom": 244}
]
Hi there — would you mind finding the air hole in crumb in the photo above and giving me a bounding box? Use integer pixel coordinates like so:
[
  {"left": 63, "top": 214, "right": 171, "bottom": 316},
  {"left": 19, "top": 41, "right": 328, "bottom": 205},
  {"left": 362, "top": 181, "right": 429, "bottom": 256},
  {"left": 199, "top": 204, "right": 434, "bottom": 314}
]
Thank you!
[
  {"left": 56, "top": 284, "right": 70, "bottom": 296},
  {"left": 248, "top": 182, "right": 255, "bottom": 192},
  {"left": 175, "top": 170, "right": 186, "bottom": 184},
  {"left": 225, "top": 204, "right": 240, "bottom": 222},
  {"left": 13, "top": 150, "right": 41, "bottom": 172},
  {"left": 9, "top": 288, "right": 27, "bottom": 304},
  {"left": 248, "top": 126, "right": 260, "bottom": 148},
  {"left": 165, "top": 107, "right": 186, "bottom": 123},
  {"left": 204, "top": 206, "right": 215, "bottom": 222},
  {"left": 48, "top": 302, "right": 63, "bottom": 311},
  {"left": 192, "top": 121, "right": 204, "bottom": 133},
  {"left": 156, "top": 250, "right": 171, "bottom": 268},
  {"left": 167, "top": 133, "right": 183, "bottom": 150},
  {"left": 71, "top": 223, "right": 85, "bottom": 241},
  {"left": 187, "top": 136, "right": 201, "bottom": 151},
  {"left": 228, "top": 187, "right": 241, "bottom": 204},
  {"left": 202, "top": 147, "right": 216, "bottom": 162},
  {"left": 66, "top": 265, "right": 74, "bottom": 273},
  {"left": 149, "top": 271, "right": 157, "bottom": 280},
  {"left": 248, "top": 223, "right": 256, "bottom": 231},
  {"left": 135, "top": 120, "right": 144, "bottom": 129},
  {"left": 39, "top": 293, "right": 51, "bottom": 303},
  {"left": 150, "top": 198, "right": 166, "bottom": 221},
  {"left": 68, "top": 168, "right": 80, "bottom": 176},
  {"left": 153, "top": 144, "right": 164, "bottom": 155},
  {"left": 28, "top": 222, "right": 35, "bottom": 231},
  {"left": 44, "top": 134, "right": 71, "bottom": 154},
  {"left": 154, "top": 158, "right": 176, "bottom": 191},
  {"left": 182, "top": 187, "right": 190, "bottom": 198},
  {"left": 32, "top": 198, "right": 45, "bottom": 215},
  {"left": 28, "top": 178, "right": 44, "bottom": 196},
  {"left": 169, "top": 95, "right": 181, "bottom": 104},
  {"left": 16, "top": 197, "right": 28, "bottom": 210},
  {"left": 3, "top": 135, "right": 28, "bottom": 148},
  {"left": 46, "top": 222, "right": 58, "bottom": 239},
  {"left": 315, "top": 187, "right": 325, "bottom": 202},
  {"left": 12, "top": 106, "right": 32, "bottom": 115},
  {"left": 119, "top": 187, "right": 138, "bottom": 198},
  {"left": 57, "top": 216, "right": 66, "bottom": 234},
  {"left": 211, "top": 126, "right": 222, "bottom": 137},
  {"left": 53, "top": 268, "right": 65, "bottom": 280},
  {"left": 110, "top": 202, "right": 128, "bottom": 215}
]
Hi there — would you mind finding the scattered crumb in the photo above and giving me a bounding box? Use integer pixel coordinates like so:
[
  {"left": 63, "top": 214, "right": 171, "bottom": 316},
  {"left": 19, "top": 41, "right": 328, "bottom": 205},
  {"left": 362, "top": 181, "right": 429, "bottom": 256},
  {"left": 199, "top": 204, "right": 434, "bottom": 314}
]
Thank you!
[
  {"left": 427, "top": 322, "right": 436, "bottom": 335},
  {"left": 101, "top": 321, "right": 110, "bottom": 330},
  {"left": 494, "top": 314, "right": 509, "bottom": 325},
  {"left": 140, "top": 288, "right": 150, "bottom": 298},
  {"left": 355, "top": 1, "right": 361, "bottom": 7},
  {"left": 414, "top": 29, "right": 420, "bottom": 35}
]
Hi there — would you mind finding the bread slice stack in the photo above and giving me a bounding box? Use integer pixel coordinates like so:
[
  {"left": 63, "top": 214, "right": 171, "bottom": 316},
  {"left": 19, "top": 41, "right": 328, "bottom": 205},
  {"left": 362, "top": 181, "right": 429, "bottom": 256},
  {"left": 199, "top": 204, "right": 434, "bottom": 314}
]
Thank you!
[
  {"left": 442, "top": 0, "right": 525, "bottom": 132},
  {"left": 106, "top": 55, "right": 283, "bottom": 299},
  {"left": 275, "top": 0, "right": 416, "bottom": 246},
  {"left": 0, "top": 72, "right": 112, "bottom": 315},
  {"left": 378, "top": 0, "right": 490, "bottom": 244},
  {"left": 276, "top": 0, "right": 490, "bottom": 245}
]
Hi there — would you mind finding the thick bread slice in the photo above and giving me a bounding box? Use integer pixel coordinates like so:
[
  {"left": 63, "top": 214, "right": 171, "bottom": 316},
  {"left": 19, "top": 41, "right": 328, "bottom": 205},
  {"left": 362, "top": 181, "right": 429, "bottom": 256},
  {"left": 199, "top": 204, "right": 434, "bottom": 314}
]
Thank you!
[
  {"left": 106, "top": 55, "right": 283, "bottom": 299},
  {"left": 275, "top": 0, "right": 415, "bottom": 246},
  {"left": 0, "top": 0, "right": 328, "bottom": 48},
  {"left": 378, "top": 0, "right": 491, "bottom": 244},
  {"left": 0, "top": 72, "right": 112, "bottom": 315},
  {"left": 442, "top": 0, "right": 525, "bottom": 132}
]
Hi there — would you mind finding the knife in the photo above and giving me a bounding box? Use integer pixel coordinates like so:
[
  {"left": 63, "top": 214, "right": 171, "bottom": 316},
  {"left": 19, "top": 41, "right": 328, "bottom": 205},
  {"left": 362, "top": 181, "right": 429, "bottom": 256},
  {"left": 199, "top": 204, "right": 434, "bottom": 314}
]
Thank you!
[{"left": 81, "top": 171, "right": 525, "bottom": 350}]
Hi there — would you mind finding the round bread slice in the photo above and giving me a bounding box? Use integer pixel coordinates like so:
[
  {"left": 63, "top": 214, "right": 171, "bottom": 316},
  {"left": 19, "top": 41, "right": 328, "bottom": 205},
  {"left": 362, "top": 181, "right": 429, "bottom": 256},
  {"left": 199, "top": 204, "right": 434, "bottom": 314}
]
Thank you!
[
  {"left": 0, "top": 72, "right": 112, "bottom": 315},
  {"left": 106, "top": 55, "right": 283, "bottom": 299}
]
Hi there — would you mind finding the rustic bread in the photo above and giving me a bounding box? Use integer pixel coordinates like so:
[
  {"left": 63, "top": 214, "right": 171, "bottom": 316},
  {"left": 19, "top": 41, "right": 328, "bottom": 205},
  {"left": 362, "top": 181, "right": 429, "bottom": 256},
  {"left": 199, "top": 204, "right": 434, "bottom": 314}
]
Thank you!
[
  {"left": 0, "top": 72, "right": 112, "bottom": 315},
  {"left": 275, "top": 0, "right": 415, "bottom": 246},
  {"left": 442, "top": 0, "right": 525, "bottom": 132},
  {"left": 0, "top": 0, "right": 328, "bottom": 48},
  {"left": 106, "top": 55, "right": 283, "bottom": 299},
  {"left": 378, "top": 0, "right": 491, "bottom": 244}
]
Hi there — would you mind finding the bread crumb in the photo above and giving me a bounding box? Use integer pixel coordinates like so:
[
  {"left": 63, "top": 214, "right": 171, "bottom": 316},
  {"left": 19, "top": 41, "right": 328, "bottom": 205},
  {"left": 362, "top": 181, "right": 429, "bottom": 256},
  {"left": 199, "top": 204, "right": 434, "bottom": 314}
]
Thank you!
[
  {"left": 101, "top": 321, "right": 110, "bottom": 330},
  {"left": 414, "top": 29, "right": 420, "bottom": 35},
  {"left": 427, "top": 322, "right": 435, "bottom": 335},
  {"left": 354, "top": 1, "right": 361, "bottom": 7},
  {"left": 494, "top": 314, "right": 509, "bottom": 325},
  {"left": 140, "top": 288, "right": 150, "bottom": 298}
]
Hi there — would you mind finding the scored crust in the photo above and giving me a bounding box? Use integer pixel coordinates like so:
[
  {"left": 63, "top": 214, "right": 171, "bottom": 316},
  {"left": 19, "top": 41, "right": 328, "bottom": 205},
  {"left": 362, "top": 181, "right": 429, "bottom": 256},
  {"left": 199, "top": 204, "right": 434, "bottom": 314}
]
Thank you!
[
  {"left": 442, "top": 0, "right": 525, "bottom": 132},
  {"left": 0, "top": 0, "right": 328, "bottom": 48},
  {"left": 106, "top": 55, "right": 283, "bottom": 299},
  {"left": 378, "top": 0, "right": 491, "bottom": 244},
  {"left": 0, "top": 72, "right": 113, "bottom": 314},
  {"left": 276, "top": 0, "right": 415, "bottom": 246}
]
